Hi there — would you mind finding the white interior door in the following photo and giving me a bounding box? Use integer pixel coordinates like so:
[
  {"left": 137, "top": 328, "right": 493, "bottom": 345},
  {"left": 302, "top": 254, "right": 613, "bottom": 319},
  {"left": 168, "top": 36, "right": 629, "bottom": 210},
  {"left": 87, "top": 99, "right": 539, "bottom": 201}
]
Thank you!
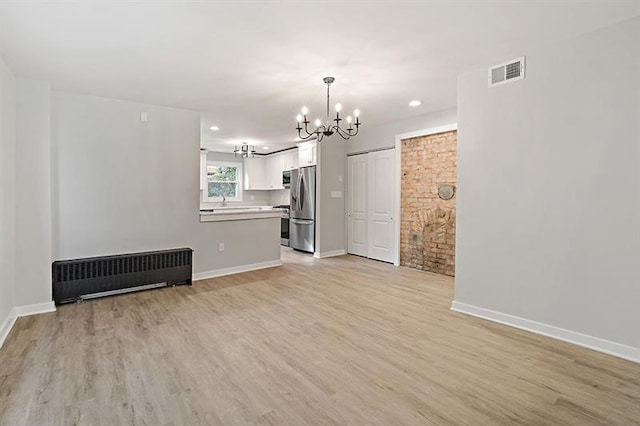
[
  {"left": 367, "top": 150, "right": 395, "bottom": 263},
  {"left": 347, "top": 155, "right": 368, "bottom": 256}
]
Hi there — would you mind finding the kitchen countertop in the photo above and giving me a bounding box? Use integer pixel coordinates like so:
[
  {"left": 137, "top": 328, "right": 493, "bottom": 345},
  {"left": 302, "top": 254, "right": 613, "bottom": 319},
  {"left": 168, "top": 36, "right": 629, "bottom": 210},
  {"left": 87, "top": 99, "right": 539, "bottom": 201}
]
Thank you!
[{"left": 200, "top": 206, "right": 284, "bottom": 222}]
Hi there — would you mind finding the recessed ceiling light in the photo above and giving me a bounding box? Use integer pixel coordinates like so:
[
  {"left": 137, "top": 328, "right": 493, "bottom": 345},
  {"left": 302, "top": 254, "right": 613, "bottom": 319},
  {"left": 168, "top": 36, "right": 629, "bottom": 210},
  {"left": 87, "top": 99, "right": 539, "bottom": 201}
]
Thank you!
[
  {"left": 209, "top": 126, "right": 219, "bottom": 131},
  {"left": 408, "top": 100, "right": 422, "bottom": 107},
  {"left": 263, "top": 146, "right": 269, "bottom": 150}
]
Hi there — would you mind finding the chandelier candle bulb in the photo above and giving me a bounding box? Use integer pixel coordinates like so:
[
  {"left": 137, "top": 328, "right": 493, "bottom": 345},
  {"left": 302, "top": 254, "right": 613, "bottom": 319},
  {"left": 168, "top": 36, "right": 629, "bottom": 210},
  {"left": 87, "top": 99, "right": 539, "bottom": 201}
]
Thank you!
[
  {"left": 301, "top": 106, "right": 308, "bottom": 115},
  {"left": 335, "top": 103, "right": 342, "bottom": 112},
  {"left": 296, "top": 114, "right": 302, "bottom": 123},
  {"left": 314, "top": 118, "right": 322, "bottom": 127}
]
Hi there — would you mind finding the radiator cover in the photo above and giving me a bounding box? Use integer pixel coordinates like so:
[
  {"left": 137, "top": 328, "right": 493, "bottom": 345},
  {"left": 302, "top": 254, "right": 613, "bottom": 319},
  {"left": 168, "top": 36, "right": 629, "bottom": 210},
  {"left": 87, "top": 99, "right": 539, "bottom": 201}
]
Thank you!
[{"left": 52, "top": 248, "right": 193, "bottom": 304}]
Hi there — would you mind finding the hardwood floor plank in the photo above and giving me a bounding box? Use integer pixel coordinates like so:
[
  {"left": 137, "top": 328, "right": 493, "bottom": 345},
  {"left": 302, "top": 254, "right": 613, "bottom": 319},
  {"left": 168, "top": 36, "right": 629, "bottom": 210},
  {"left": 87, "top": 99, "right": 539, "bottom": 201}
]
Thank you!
[{"left": 1, "top": 249, "right": 639, "bottom": 425}]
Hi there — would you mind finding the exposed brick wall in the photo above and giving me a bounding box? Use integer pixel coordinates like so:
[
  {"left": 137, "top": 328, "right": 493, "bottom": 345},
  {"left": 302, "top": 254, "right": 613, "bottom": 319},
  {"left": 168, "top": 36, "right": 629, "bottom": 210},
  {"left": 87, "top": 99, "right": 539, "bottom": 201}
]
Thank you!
[{"left": 401, "top": 130, "right": 457, "bottom": 276}]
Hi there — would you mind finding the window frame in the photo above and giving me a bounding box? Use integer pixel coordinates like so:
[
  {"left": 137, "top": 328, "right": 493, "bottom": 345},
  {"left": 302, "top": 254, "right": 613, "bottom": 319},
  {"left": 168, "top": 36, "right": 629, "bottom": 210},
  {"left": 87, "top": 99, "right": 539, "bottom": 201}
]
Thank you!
[{"left": 203, "top": 160, "right": 243, "bottom": 202}]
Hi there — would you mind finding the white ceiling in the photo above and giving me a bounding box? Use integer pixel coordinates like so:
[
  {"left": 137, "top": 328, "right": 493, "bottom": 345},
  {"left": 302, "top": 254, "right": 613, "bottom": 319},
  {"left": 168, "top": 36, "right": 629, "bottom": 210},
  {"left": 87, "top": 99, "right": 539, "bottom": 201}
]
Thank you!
[{"left": 1, "top": 1, "right": 638, "bottom": 153}]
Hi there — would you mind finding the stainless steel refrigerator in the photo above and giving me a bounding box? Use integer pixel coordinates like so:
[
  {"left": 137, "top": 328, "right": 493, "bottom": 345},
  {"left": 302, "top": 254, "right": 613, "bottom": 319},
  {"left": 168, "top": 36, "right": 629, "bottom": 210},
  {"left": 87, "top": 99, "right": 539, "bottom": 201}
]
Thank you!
[{"left": 289, "top": 165, "right": 316, "bottom": 253}]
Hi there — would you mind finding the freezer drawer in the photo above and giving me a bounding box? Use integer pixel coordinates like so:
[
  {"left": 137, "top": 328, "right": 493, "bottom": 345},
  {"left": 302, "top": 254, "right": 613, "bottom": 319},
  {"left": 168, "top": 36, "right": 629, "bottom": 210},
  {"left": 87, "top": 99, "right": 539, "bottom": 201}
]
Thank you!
[{"left": 289, "top": 218, "right": 315, "bottom": 253}]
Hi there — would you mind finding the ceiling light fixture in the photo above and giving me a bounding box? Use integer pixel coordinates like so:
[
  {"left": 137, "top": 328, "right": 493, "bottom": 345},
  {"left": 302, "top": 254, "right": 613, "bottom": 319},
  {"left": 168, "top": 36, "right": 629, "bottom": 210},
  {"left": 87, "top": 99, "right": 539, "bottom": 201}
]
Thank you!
[
  {"left": 296, "top": 77, "right": 361, "bottom": 142},
  {"left": 409, "top": 100, "right": 422, "bottom": 107},
  {"left": 234, "top": 143, "right": 255, "bottom": 158}
]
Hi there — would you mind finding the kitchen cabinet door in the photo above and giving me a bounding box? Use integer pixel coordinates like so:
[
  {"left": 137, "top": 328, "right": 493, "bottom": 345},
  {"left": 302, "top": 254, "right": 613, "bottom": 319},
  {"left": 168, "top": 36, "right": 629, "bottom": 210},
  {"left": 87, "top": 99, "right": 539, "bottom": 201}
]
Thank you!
[
  {"left": 244, "top": 156, "right": 266, "bottom": 190},
  {"left": 265, "top": 154, "right": 284, "bottom": 189},
  {"left": 283, "top": 150, "right": 298, "bottom": 170},
  {"left": 310, "top": 143, "right": 317, "bottom": 165},
  {"left": 297, "top": 141, "right": 316, "bottom": 166}
]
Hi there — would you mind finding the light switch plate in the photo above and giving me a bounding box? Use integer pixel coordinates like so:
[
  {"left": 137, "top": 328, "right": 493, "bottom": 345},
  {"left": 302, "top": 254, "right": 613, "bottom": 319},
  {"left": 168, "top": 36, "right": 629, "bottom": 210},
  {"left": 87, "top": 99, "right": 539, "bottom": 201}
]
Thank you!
[{"left": 331, "top": 191, "right": 343, "bottom": 198}]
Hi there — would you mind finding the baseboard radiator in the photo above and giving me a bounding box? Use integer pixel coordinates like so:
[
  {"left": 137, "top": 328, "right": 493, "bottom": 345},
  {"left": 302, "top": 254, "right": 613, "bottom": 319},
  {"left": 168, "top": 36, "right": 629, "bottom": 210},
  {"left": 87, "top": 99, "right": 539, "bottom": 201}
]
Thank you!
[{"left": 52, "top": 248, "right": 193, "bottom": 305}]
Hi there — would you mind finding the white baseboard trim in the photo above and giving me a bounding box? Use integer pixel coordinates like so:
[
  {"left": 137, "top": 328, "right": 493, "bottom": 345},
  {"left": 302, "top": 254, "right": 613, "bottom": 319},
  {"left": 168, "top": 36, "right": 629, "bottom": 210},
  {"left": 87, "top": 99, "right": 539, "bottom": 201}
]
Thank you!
[
  {"left": 14, "top": 301, "right": 56, "bottom": 317},
  {"left": 0, "top": 301, "right": 56, "bottom": 349},
  {"left": 451, "top": 301, "right": 640, "bottom": 364},
  {"left": 313, "top": 249, "right": 347, "bottom": 259},
  {"left": 192, "top": 259, "right": 283, "bottom": 281},
  {"left": 0, "top": 310, "right": 18, "bottom": 349}
]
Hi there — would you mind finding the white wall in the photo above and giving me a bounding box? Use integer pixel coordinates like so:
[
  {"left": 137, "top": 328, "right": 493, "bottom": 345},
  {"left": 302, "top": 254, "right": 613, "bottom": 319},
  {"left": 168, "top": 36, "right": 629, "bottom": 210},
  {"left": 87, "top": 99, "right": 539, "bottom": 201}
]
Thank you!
[
  {"left": 455, "top": 17, "right": 640, "bottom": 357},
  {"left": 316, "top": 136, "right": 346, "bottom": 256},
  {"left": 0, "top": 65, "right": 54, "bottom": 343},
  {"left": 14, "top": 79, "right": 52, "bottom": 306},
  {"left": 268, "top": 188, "right": 290, "bottom": 207},
  {"left": 53, "top": 92, "right": 196, "bottom": 259},
  {"left": 0, "top": 55, "right": 16, "bottom": 333},
  {"left": 53, "top": 92, "right": 280, "bottom": 276},
  {"left": 347, "top": 107, "right": 457, "bottom": 155}
]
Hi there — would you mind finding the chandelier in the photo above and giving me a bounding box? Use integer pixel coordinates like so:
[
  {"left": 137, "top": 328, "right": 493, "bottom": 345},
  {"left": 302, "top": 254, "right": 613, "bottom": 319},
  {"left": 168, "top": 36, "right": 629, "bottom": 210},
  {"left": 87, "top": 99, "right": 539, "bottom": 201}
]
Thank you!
[
  {"left": 296, "top": 77, "right": 361, "bottom": 142},
  {"left": 234, "top": 143, "right": 255, "bottom": 158}
]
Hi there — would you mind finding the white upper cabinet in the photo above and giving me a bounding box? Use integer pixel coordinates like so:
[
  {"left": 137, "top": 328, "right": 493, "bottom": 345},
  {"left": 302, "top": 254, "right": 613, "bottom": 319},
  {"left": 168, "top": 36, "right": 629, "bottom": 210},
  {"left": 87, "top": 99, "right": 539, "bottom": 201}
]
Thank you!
[
  {"left": 297, "top": 141, "right": 317, "bottom": 166},
  {"left": 265, "top": 154, "right": 284, "bottom": 189},
  {"left": 243, "top": 148, "right": 300, "bottom": 190},
  {"left": 282, "top": 149, "right": 298, "bottom": 170},
  {"left": 244, "top": 156, "right": 266, "bottom": 190}
]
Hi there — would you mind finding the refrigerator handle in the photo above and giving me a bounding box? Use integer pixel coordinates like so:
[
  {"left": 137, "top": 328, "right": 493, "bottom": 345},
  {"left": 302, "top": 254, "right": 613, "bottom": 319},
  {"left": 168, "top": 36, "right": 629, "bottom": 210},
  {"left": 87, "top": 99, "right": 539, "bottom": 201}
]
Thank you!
[
  {"left": 291, "top": 171, "right": 298, "bottom": 210},
  {"left": 290, "top": 218, "right": 314, "bottom": 225},
  {"left": 296, "top": 170, "right": 303, "bottom": 211},
  {"left": 299, "top": 171, "right": 305, "bottom": 211}
]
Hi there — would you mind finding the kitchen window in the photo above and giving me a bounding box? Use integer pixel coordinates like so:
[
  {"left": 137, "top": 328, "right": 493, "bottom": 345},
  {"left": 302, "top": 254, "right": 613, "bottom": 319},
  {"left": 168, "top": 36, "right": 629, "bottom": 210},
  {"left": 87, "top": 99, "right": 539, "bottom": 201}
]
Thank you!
[{"left": 204, "top": 161, "right": 242, "bottom": 202}]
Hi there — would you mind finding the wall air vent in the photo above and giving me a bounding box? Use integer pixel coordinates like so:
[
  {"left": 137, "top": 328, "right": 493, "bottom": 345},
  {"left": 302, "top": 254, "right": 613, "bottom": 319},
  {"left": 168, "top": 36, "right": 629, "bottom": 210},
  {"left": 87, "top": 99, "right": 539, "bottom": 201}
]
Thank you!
[{"left": 488, "top": 56, "right": 525, "bottom": 87}]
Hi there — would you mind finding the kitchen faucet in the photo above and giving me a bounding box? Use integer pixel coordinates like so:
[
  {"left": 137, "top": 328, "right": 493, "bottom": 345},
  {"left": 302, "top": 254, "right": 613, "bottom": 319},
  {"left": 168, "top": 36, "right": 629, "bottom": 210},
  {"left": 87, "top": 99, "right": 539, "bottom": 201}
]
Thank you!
[{"left": 221, "top": 194, "right": 227, "bottom": 207}]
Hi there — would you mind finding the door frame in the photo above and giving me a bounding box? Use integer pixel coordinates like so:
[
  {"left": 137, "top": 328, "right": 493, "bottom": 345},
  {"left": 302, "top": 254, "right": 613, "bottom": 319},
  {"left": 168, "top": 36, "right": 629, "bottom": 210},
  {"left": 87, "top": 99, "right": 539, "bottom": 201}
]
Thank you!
[{"left": 393, "top": 123, "right": 457, "bottom": 266}]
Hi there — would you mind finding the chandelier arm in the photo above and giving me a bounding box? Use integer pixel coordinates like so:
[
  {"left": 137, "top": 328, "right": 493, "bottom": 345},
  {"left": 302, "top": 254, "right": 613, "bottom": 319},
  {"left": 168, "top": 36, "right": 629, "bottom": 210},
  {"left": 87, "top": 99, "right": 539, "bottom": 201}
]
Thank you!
[
  {"left": 333, "top": 125, "right": 354, "bottom": 140},
  {"left": 298, "top": 121, "right": 329, "bottom": 141},
  {"left": 300, "top": 121, "right": 318, "bottom": 139},
  {"left": 316, "top": 125, "right": 327, "bottom": 141},
  {"left": 348, "top": 125, "right": 360, "bottom": 137},
  {"left": 303, "top": 120, "right": 312, "bottom": 136},
  {"left": 297, "top": 127, "right": 317, "bottom": 140},
  {"left": 307, "top": 121, "right": 329, "bottom": 136},
  {"left": 298, "top": 133, "right": 317, "bottom": 141}
]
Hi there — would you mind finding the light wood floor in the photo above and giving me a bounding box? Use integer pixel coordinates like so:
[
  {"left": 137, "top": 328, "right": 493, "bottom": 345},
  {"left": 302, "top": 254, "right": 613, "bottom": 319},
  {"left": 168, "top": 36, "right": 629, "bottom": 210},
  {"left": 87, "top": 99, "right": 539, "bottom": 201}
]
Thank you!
[{"left": 1, "top": 249, "right": 639, "bottom": 425}]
